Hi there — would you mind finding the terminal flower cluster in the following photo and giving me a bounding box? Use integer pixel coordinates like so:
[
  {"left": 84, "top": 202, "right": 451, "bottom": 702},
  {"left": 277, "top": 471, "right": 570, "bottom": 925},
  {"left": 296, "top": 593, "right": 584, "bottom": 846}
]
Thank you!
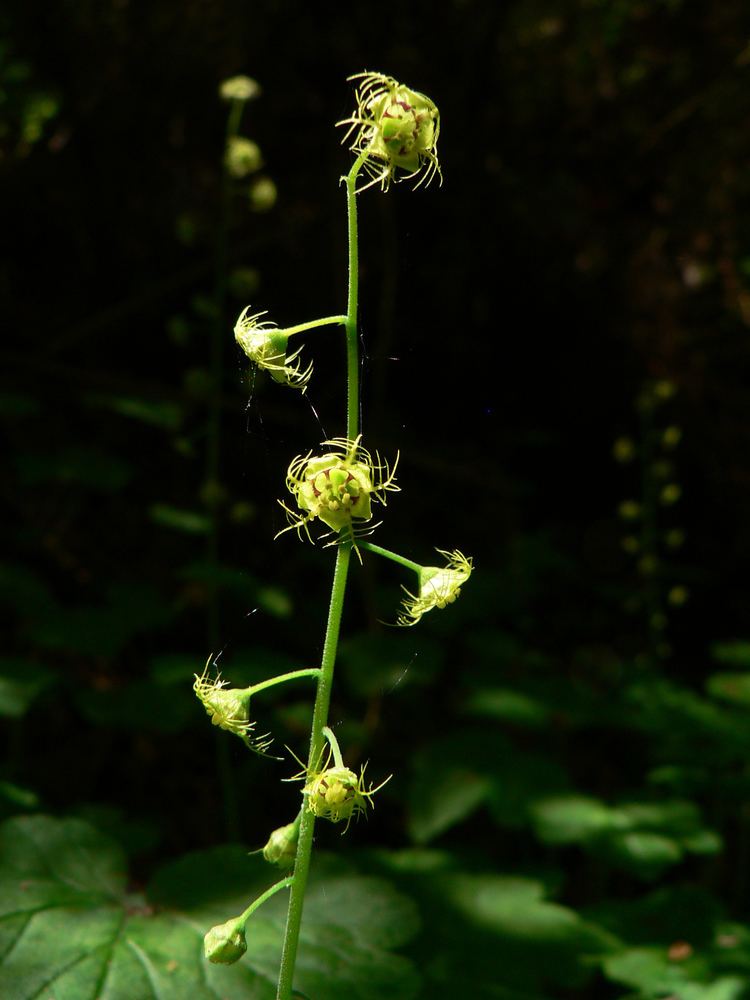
[{"left": 338, "top": 71, "right": 442, "bottom": 192}]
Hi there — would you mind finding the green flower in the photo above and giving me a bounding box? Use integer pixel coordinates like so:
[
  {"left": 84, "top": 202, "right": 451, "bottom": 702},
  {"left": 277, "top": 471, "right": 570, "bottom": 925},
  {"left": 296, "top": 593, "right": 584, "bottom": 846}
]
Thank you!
[
  {"left": 397, "top": 549, "right": 473, "bottom": 626},
  {"left": 219, "top": 75, "right": 261, "bottom": 102},
  {"left": 290, "top": 754, "right": 389, "bottom": 833},
  {"left": 338, "top": 71, "right": 442, "bottom": 192},
  {"left": 193, "top": 661, "right": 272, "bottom": 755},
  {"left": 234, "top": 308, "right": 313, "bottom": 390},
  {"left": 278, "top": 435, "right": 399, "bottom": 545}
]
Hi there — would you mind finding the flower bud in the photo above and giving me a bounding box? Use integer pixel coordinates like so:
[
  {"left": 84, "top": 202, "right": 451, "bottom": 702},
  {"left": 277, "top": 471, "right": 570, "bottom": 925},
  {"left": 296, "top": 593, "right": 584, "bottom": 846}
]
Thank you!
[
  {"left": 204, "top": 918, "right": 246, "bottom": 964},
  {"left": 225, "top": 137, "right": 263, "bottom": 178},
  {"left": 262, "top": 822, "right": 298, "bottom": 869},
  {"left": 219, "top": 75, "right": 261, "bottom": 102}
]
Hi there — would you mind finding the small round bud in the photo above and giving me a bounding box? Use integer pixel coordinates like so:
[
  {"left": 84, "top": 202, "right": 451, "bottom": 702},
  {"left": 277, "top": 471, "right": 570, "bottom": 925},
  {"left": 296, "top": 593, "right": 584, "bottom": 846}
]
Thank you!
[
  {"left": 220, "top": 75, "right": 261, "bottom": 102},
  {"left": 660, "top": 483, "right": 682, "bottom": 505},
  {"left": 654, "top": 380, "right": 676, "bottom": 401},
  {"left": 662, "top": 426, "right": 682, "bottom": 449},
  {"left": 613, "top": 437, "right": 636, "bottom": 462},
  {"left": 668, "top": 585, "right": 689, "bottom": 607},
  {"left": 249, "top": 176, "right": 277, "bottom": 212},
  {"left": 621, "top": 536, "right": 640, "bottom": 554},
  {"left": 262, "top": 822, "right": 298, "bottom": 869},
  {"left": 618, "top": 500, "right": 641, "bottom": 521},
  {"left": 225, "top": 137, "right": 263, "bottom": 178},
  {"left": 650, "top": 611, "right": 667, "bottom": 631},
  {"left": 204, "top": 918, "right": 247, "bottom": 964}
]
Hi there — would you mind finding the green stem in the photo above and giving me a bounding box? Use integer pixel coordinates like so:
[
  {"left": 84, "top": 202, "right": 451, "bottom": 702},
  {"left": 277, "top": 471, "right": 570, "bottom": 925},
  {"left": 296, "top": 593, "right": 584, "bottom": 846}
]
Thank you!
[
  {"left": 358, "top": 540, "right": 422, "bottom": 575},
  {"left": 322, "top": 726, "right": 345, "bottom": 769},
  {"left": 276, "top": 545, "right": 352, "bottom": 999},
  {"left": 247, "top": 668, "right": 321, "bottom": 697},
  {"left": 276, "top": 154, "right": 366, "bottom": 1000},
  {"left": 345, "top": 153, "right": 367, "bottom": 440},
  {"left": 283, "top": 315, "right": 347, "bottom": 338},
  {"left": 238, "top": 875, "right": 294, "bottom": 927}
]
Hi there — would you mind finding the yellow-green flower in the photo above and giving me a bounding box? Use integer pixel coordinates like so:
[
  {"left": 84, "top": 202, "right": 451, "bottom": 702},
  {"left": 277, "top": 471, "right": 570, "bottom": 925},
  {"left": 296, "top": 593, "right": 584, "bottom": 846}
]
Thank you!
[
  {"left": 234, "top": 307, "right": 312, "bottom": 390},
  {"left": 193, "top": 661, "right": 272, "bottom": 755},
  {"left": 338, "top": 71, "right": 441, "bottom": 192},
  {"left": 219, "top": 75, "right": 261, "bottom": 103},
  {"left": 278, "top": 435, "right": 399, "bottom": 544},
  {"left": 397, "top": 549, "right": 473, "bottom": 626}
]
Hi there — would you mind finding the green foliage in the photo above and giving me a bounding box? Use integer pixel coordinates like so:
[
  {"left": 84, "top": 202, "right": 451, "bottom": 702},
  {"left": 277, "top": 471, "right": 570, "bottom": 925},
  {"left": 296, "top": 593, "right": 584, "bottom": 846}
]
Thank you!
[{"left": 0, "top": 815, "right": 419, "bottom": 1000}]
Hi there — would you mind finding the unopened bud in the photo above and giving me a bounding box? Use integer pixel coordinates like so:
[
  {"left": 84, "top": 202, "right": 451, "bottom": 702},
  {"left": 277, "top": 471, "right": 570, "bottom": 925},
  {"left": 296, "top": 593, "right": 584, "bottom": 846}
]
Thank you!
[
  {"left": 204, "top": 918, "right": 246, "bottom": 964},
  {"left": 262, "top": 822, "right": 298, "bottom": 869}
]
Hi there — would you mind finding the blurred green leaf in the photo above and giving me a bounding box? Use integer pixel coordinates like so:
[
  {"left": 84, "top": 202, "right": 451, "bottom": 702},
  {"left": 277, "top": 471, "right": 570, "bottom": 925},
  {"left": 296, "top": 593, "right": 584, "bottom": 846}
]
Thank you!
[
  {"left": 706, "top": 672, "right": 750, "bottom": 708},
  {"left": 464, "top": 687, "right": 550, "bottom": 727},
  {"left": 339, "top": 633, "right": 443, "bottom": 698},
  {"left": 15, "top": 447, "right": 132, "bottom": 491},
  {"left": 150, "top": 504, "right": 210, "bottom": 533},
  {"left": 710, "top": 641, "right": 750, "bottom": 669},
  {"left": 0, "top": 658, "right": 54, "bottom": 717},
  {"left": 530, "top": 795, "right": 613, "bottom": 844},
  {"left": 87, "top": 393, "right": 183, "bottom": 431}
]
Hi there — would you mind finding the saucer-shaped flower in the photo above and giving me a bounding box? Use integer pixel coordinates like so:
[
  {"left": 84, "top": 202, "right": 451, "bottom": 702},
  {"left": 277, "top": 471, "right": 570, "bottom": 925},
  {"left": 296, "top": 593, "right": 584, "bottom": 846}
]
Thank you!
[
  {"left": 234, "top": 307, "right": 312, "bottom": 391},
  {"left": 397, "top": 549, "right": 473, "bottom": 626},
  {"left": 193, "top": 662, "right": 272, "bottom": 755},
  {"left": 278, "top": 435, "right": 399, "bottom": 543},
  {"left": 338, "top": 71, "right": 441, "bottom": 192}
]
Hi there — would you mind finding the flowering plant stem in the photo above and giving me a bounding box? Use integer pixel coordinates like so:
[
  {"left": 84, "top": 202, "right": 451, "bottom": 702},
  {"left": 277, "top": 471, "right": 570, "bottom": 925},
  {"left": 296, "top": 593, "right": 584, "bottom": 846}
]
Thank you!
[
  {"left": 358, "top": 540, "right": 423, "bottom": 574},
  {"left": 275, "top": 153, "right": 365, "bottom": 1000}
]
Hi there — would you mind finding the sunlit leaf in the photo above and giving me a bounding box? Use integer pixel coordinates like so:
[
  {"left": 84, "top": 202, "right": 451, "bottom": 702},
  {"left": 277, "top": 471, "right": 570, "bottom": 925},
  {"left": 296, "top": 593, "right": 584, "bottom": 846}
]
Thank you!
[{"left": 0, "top": 816, "right": 420, "bottom": 1000}]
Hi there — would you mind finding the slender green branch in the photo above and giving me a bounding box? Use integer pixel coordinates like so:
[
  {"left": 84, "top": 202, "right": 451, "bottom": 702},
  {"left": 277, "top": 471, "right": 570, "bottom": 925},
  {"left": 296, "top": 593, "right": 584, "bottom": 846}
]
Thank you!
[
  {"left": 359, "top": 540, "right": 422, "bottom": 574},
  {"left": 239, "top": 875, "right": 294, "bottom": 926},
  {"left": 283, "top": 315, "right": 347, "bottom": 338},
  {"left": 345, "top": 153, "right": 367, "bottom": 440},
  {"left": 247, "top": 668, "right": 321, "bottom": 697},
  {"left": 322, "top": 726, "right": 345, "bottom": 769}
]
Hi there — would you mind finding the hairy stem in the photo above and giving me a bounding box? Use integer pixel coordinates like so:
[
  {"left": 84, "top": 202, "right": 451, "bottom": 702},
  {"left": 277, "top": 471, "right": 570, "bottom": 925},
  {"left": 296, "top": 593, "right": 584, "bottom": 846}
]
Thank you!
[
  {"left": 238, "top": 875, "right": 294, "bottom": 927},
  {"left": 275, "top": 154, "right": 365, "bottom": 1000},
  {"left": 283, "top": 315, "right": 348, "bottom": 338},
  {"left": 359, "top": 540, "right": 423, "bottom": 575},
  {"left": 247, "top": 668, "right": 321, "bottom": 697}
]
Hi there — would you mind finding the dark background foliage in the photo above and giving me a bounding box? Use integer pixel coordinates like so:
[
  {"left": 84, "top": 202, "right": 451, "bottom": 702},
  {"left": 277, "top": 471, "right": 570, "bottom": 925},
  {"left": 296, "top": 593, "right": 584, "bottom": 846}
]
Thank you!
[{"left": 4, "top": 2, "right": 750, "bottom": 997}]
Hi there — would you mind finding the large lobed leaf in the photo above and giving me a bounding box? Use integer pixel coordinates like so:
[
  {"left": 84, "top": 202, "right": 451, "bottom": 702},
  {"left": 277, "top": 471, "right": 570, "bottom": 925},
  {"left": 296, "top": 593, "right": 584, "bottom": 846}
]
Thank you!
[{"left": 0, "top": 815, "right": 420, "bottom": 1000}]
